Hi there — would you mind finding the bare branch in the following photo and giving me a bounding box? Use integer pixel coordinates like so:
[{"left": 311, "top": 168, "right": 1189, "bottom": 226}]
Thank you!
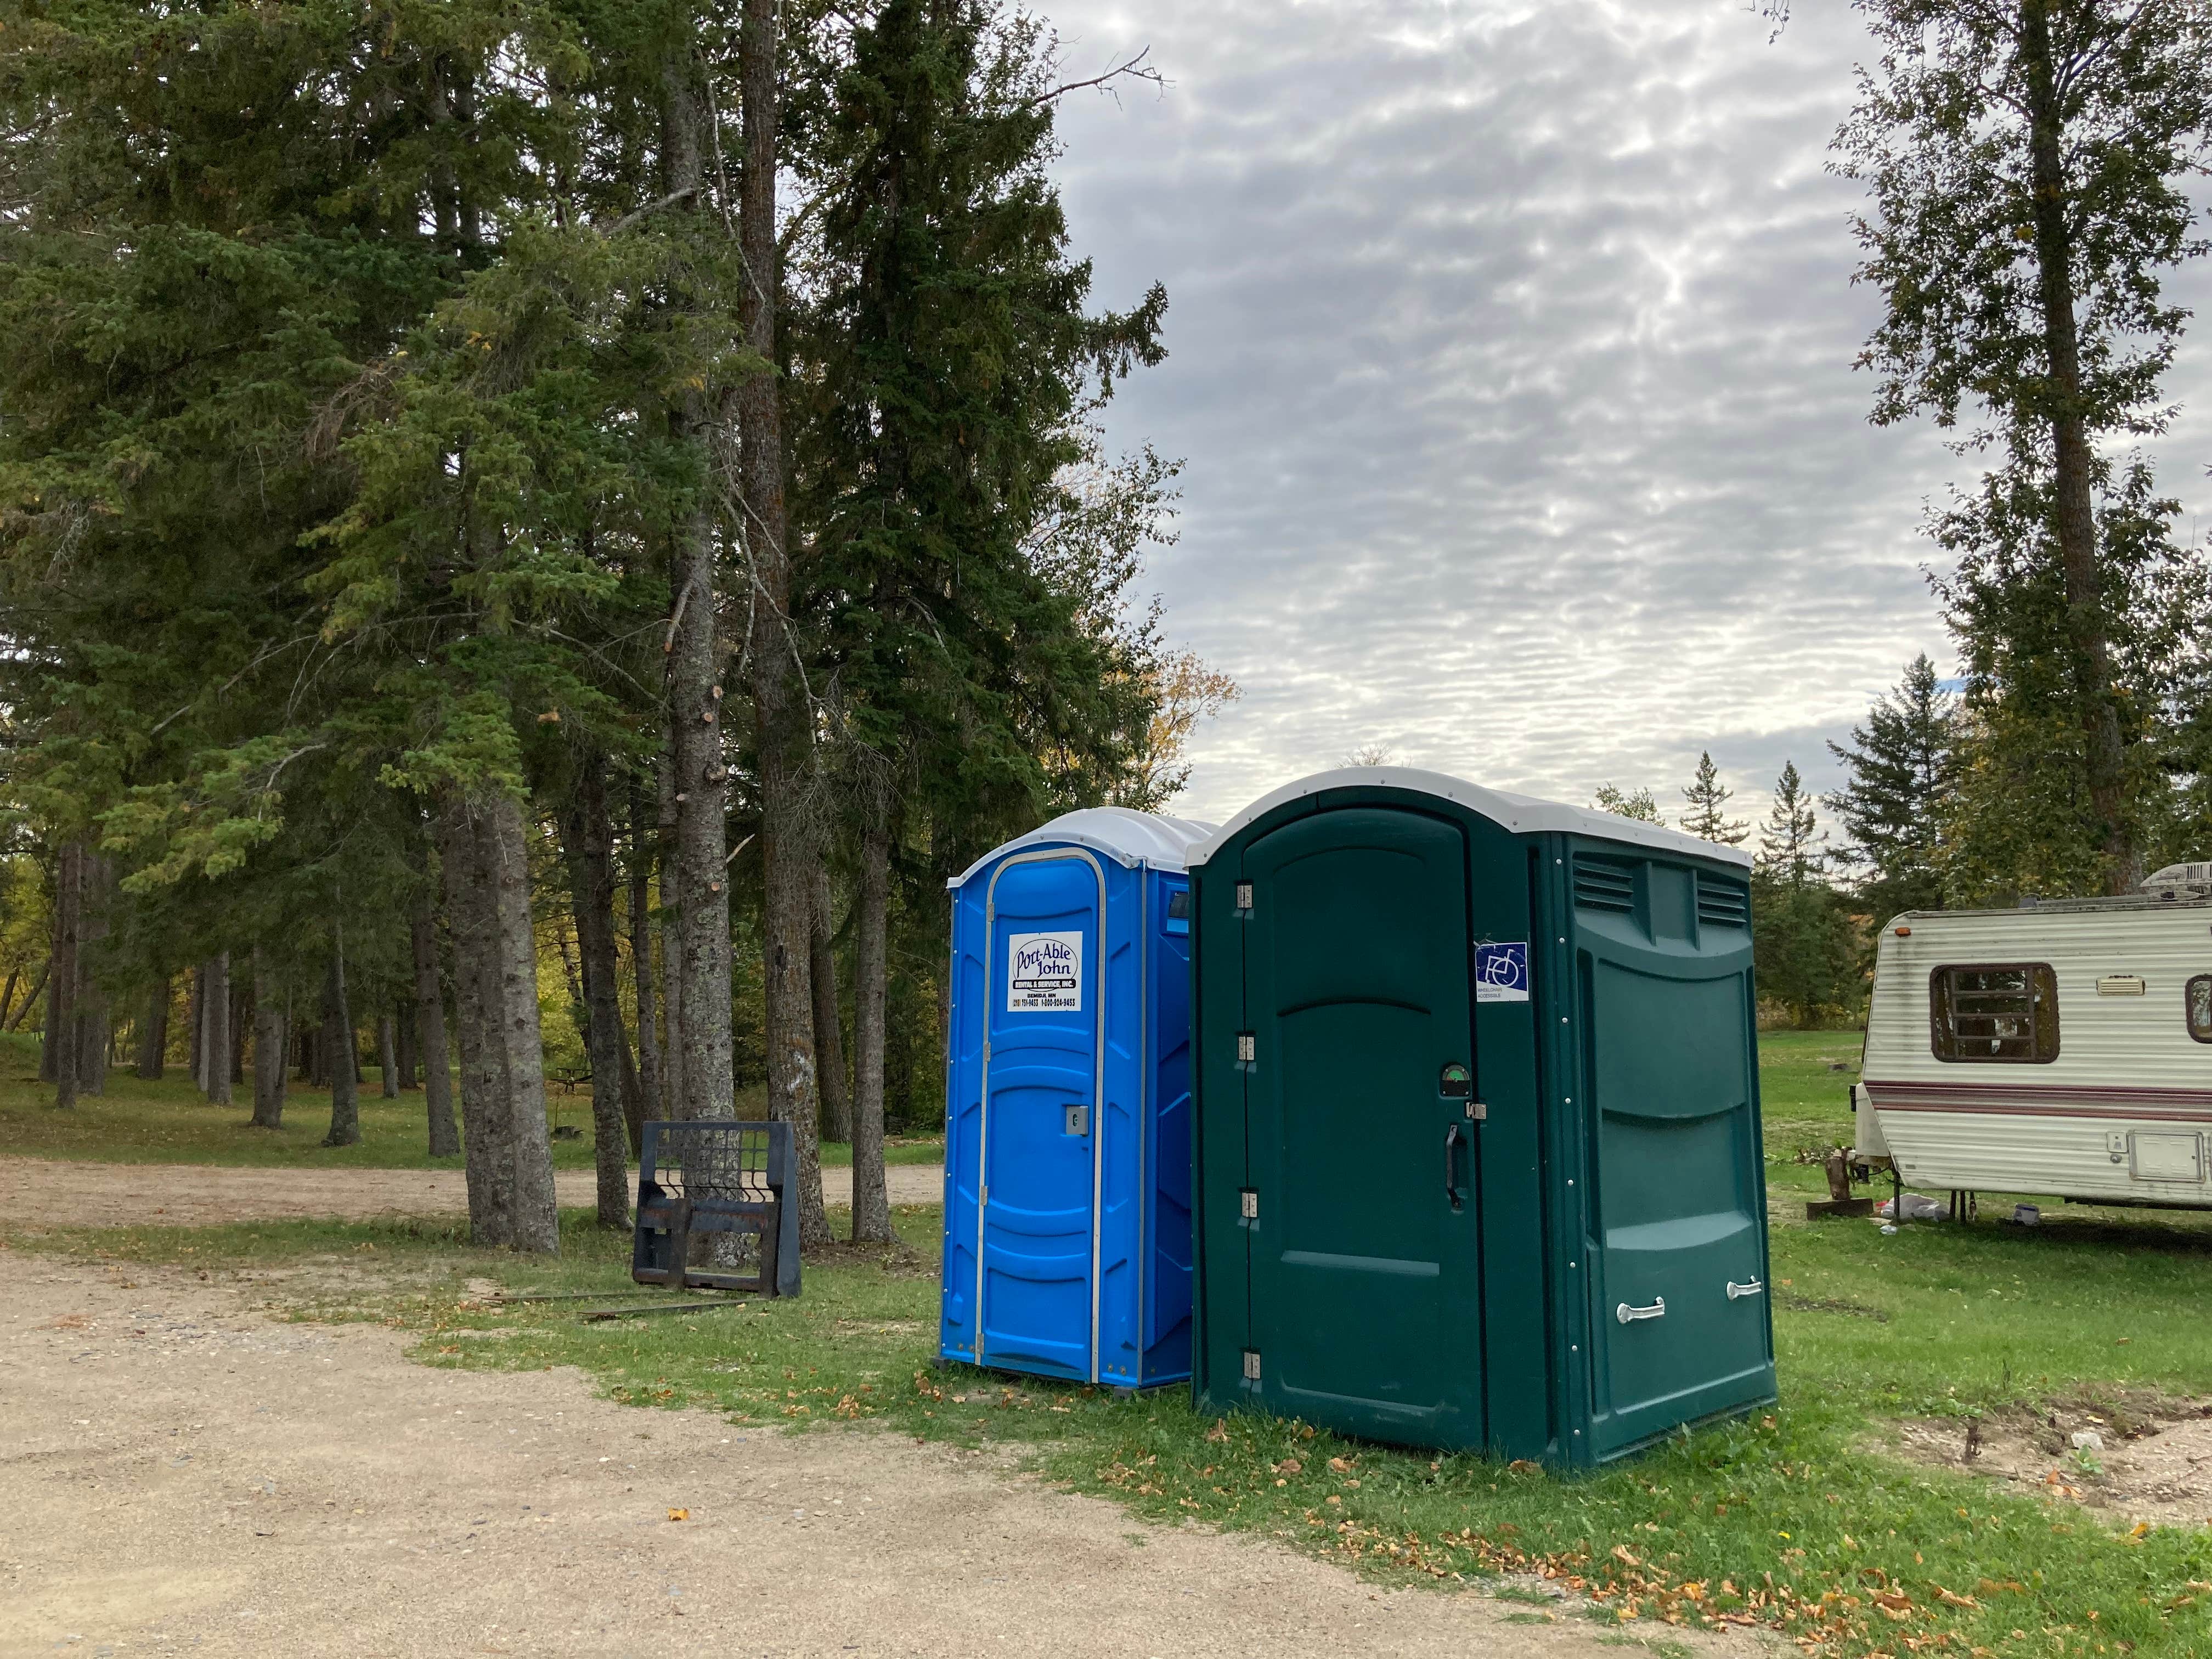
[{"left": 1031, "top": 46, "right": 1167, "bottom": 106}]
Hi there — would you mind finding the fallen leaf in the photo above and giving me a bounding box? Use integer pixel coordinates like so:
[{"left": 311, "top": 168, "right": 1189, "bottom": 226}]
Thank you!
[
  {"left": 1328, "top": 1457, "right": 1353, "bottom": 1473},
  {"left": 1612, "top": 1544, "right": 1642, "bottom": 1567},
  {"left": 1273, "top": 1457, "right": 1301, "bottom": 1475},
  {"left": 667, "top": 1508, "right": 689, "bottom": 1522},
  {"left": 1205, "top": 1420, "right": 1228, "bottom": 1443},
  {"left": 1508, "top": 1459, "right": 1543, "bottom": 1475}
]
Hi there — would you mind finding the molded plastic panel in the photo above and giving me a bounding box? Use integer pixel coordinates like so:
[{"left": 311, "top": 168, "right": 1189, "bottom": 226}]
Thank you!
[{"left": 1239, "top": 809, "right": 1482, "bottom": 1447}]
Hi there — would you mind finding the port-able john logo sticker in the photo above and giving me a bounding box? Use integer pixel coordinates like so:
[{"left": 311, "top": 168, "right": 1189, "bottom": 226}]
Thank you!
[
  {"left": 1008, "top": 931, "right": 1084, "bottom": 1012},
  {"left": 1475, "top": 941, "right": 1530, "bottom": 1004}
]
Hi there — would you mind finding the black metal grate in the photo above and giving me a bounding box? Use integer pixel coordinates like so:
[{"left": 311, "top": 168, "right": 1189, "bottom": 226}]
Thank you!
[
  {"left": 1695, "top": 873, "right": 1750, "bottom": 929},
  {"left": 1573, "top": 857, "right": 1636, "bottom": 913},
  {"left": 652, "top": 1121, "right": 775, "bottom": 1205},
  {"left": 631, "top": 1119, "right": 791, "bottom": 1295}
]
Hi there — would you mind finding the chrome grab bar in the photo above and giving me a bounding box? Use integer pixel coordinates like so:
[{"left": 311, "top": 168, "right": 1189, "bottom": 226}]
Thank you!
[
  {"left": 1726, "top": 1278, "right": 1765, "bottom": 1301},
  {"left": 1615, "top": 1297, "right": 1665, "bottom": 1324}
]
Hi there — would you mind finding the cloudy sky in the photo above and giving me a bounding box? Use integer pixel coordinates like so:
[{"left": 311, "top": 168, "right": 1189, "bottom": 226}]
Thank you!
[{"left": 1039, "top": 0, "right": 2212, "bottom": 833}]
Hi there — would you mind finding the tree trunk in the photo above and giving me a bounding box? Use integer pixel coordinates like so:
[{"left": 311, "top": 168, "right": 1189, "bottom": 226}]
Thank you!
[
  {"left": 201, "top": 951, "right": 232, "bottom": 1105},
  {"left": 136, "top": 979, "right": 169, "bottom": 1079},
  {"left": 850, "top": 826, "right": 894, "bottom": 1243},
  {"left": 2020, "top": 1, "right": 2136, "bottom": 894},
  {"left": 438, "top": 793, "right": 508, "bottom": 1240},
  {"left": 232, "top": 977, "right": 249, "bottom": 1086},
  {"left": 377, "top": 1014, "right": 400, "bottom": 1099},
  {"left": 7, "top": 962, "right": 46, "bottom": 1032},
  {"left": 482, "top": 791, "right": 561, "bottom": 1253},
  {"left": 50, "top": 844, "right": 81, "bottom": 1109},
  {"left": 627, "top": 786, "right": 659, "bottom": 1153},
  {"left": 321, "top": 933, "right": 360, "bottom": 1148},
  {"left": 412, "top": 882, "right": 460, "bottom": 1159},
  {"left": 811, "top": 862, "right": 853, "bottom": 1145},
  {"left": 251, "top": 949, "right": 286, "bottom": 1129},
  {"left": 655, "top": 745, "right": 686, "bottom": 1118},
  {"left": 735, "top": 0, "right": 831, "bottom": 1247},
  {"left": 188, "top": 963, "right": 206, "bottom": 1090},
  {"left": 74, "top": 854, "right": 110, "bottom": 1097},
  {"left": 562, "top": 757, "right": 635, "bottom": 1230},
  {"left": 394, "top": 997, "right": 417, "bottom": 1090}
]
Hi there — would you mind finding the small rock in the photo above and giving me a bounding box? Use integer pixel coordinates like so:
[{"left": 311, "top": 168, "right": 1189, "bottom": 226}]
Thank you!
[{"left": 2070, "top": 1430, "right": 2104, "bottom": 1453}]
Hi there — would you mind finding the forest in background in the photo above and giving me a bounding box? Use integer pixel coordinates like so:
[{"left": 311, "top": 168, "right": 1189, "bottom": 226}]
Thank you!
[{"left": 0, "top": 0, "right": 1232, "bottom": 1253}]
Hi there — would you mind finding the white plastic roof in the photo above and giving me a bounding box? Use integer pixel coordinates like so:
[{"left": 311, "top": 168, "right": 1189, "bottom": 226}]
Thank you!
[
  {"left": 1186, "top": 768, "right": 1753, "bottom": 870},
  {"left": 949, "top": 807, "right": 1220, "bottom": 888}
]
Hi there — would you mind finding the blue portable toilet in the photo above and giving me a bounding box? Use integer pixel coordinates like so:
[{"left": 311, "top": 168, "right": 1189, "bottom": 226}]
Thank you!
[{"left": 940, "top": 808, "right": 1215, "bottom": 1387}]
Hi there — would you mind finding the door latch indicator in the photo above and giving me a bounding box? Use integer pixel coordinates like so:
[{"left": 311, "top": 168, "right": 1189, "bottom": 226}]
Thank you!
[
  {"left": 1063, "top": 1103, "right": 1090, "bottom": 1137},
  {"left": 1239, "top": 1188, "right": 1259, "bottom": 1221},
  {"left": 1242, "top": 1350, "right": 1262, "bottom": 1382}
]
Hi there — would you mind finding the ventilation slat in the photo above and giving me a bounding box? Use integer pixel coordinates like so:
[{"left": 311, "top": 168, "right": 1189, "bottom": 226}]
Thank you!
[
  {"left": 1696, "top": 873, "right": 1750, "bottom": 929},
  {"left": 1573, "top": 857, "right": 1635, "bottom": 913}
]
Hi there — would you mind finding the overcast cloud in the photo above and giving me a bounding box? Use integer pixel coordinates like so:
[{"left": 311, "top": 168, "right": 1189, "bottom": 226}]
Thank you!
[{"left": 1039, "top": 0, "right": 2212, "bottom": 834}]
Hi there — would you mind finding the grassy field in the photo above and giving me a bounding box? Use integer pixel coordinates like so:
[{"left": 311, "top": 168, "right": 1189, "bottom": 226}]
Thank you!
[
  {"left": 12, "top": 1030, "right": 2212, "bottom": 1657},
  {"left": 0, "top": 1032, "right": 943, "bottom": 1169}
]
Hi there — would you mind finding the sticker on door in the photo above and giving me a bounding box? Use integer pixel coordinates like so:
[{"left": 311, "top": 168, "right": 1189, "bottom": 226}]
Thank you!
[
  {"left": 1475, "top": 941, "right": 1529, "bottom": 1003},
  {"left": 1008, "top": 932, "right": 1084, "bottom": 1011}
]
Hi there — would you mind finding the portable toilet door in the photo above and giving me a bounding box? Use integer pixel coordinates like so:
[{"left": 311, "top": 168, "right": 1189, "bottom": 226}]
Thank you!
[
  {"left": 940, "top": 808, "right": 1214, "bottom": 1386},
  {"left": 1187, "top": 769, "right": 1773, "bottom": 1465}
]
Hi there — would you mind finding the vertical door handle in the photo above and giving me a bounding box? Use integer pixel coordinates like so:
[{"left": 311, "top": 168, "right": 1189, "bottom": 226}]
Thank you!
[{"left": 1444, "top": 1123, "right": 1464, "bottom": 1211}]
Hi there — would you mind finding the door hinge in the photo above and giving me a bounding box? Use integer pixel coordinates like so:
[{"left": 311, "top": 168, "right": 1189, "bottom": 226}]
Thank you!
[
  {"left": 1235, "top": 881, "right": 1255, "bottom": 913},
  {"left": 1236, "top": 1032, "right": 1256, "bottom": 1066},
  {"left": 1242, "top": 1349, "right": 1262, "bottom": 1381},
  {"left": 981, "top": 1185, "right": 989, "bottom": 1205},
  {"left": 1239, "top": 1188, "right": 1259, "bottom": 1220}
]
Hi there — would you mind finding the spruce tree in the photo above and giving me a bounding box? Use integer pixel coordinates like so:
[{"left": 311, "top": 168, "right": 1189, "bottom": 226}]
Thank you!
[
  {"left": 1753, "top": 762, "right": 1855, "bottom": 1026},
  {"left": 1826, "top": 656, "right": 1957, "bottom": 915},
  {"left": 1680, "top": 753, "right": 1749, "bottom": 844},
  {"left": 793, "top": 0, "right": 1171, "bottom": 1238}
]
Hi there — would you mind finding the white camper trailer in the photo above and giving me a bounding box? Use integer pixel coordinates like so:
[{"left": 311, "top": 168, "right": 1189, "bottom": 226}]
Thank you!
[{"left": 1857, "top": 864, "right": 2212, "bottom": 1210}]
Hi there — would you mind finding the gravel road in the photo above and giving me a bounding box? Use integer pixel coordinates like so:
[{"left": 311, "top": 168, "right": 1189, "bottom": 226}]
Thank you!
[{"left": 0, "top": 1257, "right": 1768, "bottom": 1658}]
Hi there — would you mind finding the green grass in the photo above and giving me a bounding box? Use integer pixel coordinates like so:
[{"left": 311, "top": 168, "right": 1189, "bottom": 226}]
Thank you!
[
  {"left": 0, "top": 1032, "right": 943, "bottom": 1170},
  {"left": 14, "top": 1029, "right": 2212, "bottom": 1657}
]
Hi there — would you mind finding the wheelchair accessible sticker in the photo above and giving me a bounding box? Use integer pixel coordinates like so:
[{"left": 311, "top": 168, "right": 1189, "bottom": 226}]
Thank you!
[
  {"left": 1007, "top": 931, "right": 1084, "bottom": 1012},
  {"left": 1475, "top": 941, "right": 1530, "bottom": 1004}
]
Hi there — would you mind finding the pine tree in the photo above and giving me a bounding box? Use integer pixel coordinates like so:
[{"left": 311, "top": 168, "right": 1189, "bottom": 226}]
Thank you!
[
  {"left": 1826, "top": 657, "right": 1957, "bottom": 915},
  {"left": 1680, "top": 753, "right": 1748, "bottom": 845},
  {"left": 1592, "top": 783, "right": 1663, "bottom": 825}
]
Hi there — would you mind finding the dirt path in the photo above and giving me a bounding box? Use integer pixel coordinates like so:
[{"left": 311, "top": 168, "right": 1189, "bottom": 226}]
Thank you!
[
  {"left": 0, "top": 1259, "right": 1764, "bottom": 1659},
  {"left": 0, "top": 1156, "right": 943, "bottom": 1230}
]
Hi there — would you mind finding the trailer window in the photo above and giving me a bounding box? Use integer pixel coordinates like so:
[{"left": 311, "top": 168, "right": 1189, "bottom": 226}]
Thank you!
[
  {"left": 1930, "top": 964, "right": 2059, "bottom": 1063},
  {"left": 2189, "top": 976, "right": 2212, "bottom": 1043}
]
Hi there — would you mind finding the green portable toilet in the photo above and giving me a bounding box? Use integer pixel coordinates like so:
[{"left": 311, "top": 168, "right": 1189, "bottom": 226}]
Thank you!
[{"left": 1189, "top": 768, "right": 1774, "bottom": 1466}]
